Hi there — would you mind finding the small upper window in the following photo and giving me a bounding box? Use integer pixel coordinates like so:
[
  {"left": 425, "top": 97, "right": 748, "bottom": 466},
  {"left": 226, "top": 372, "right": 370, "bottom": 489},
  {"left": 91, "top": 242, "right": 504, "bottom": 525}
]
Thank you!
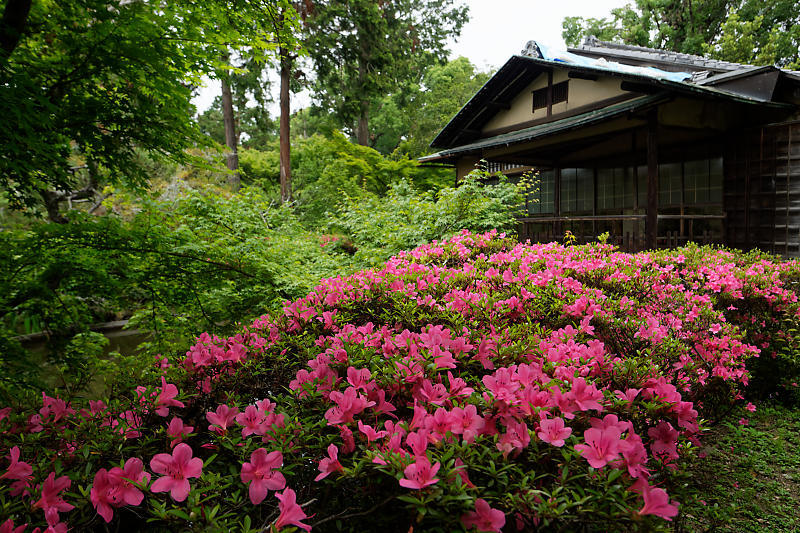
[{"left": 532, "top": 81, "right": 569, "bottom": 113}]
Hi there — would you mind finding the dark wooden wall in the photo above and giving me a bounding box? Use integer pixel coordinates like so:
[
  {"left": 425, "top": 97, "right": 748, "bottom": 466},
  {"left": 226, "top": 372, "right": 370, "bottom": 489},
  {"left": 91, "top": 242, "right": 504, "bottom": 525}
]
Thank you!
[{"left": 724, "top": 120, "right": 800, "bottom": 257}]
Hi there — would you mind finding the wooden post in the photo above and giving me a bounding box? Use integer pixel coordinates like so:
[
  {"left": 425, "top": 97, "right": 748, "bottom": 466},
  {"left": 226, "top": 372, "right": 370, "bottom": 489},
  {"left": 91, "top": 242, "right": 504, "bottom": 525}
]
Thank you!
[{"left": 646, "top": 111, "right": 659, "bottom": 249}]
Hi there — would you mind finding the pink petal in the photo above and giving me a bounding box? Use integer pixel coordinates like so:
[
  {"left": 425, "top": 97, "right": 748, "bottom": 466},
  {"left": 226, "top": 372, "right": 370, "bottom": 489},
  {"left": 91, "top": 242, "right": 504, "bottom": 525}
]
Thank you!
[
  {"left": 150, "top": 476, "right": 175, "bottom": 494},
  {"left": 170, "top": 478, "right": 191, "bottom": 502},
  {"left": 249, "top": 481, "right": 269, "bottom": 505}
]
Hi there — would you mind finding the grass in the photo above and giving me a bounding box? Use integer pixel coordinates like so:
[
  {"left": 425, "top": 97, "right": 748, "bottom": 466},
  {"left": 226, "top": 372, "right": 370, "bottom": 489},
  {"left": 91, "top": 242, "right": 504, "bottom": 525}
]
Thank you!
[{"left": 674, "top": 402, "right": 800, "bottom": 532}]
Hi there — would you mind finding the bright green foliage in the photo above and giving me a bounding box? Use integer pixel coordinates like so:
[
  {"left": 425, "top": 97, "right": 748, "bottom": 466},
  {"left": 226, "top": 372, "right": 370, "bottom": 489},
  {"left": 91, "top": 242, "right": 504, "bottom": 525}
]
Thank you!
[
  {"left": 562, "top": 16, "right": 625, "bottom": 48},
  {"left": 0, "top": 189, "right": 348, "bottom": 400},
  {"left": 235, "top": 133, "right": 452, "bottom": 220},
  {"left": 704, "top": 8, "right": 800, "bottom": 69},
  {"left": 330, "top": 172, "right": 522, "bottom": 265},
  {"left": 561, "top": 0, "right": 799, "bottom": 69},
  {"left": 0, "top": 0, "right": 299, "bottom": 211},
  {"left": 403, "top": 57, "right": 490, "bottom": 157},
  {"left": 369, "top": 57, "right": 490, "bottom": 157},
  {"left": 306, "top": 0, "right": 468, "bottom": 144}
]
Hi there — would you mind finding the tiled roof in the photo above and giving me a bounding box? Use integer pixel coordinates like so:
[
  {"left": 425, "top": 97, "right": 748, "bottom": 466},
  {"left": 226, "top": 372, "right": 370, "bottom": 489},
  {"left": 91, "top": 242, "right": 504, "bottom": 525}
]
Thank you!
[{"left": 568, "top": 36, "right": 751, "bottom": 74}]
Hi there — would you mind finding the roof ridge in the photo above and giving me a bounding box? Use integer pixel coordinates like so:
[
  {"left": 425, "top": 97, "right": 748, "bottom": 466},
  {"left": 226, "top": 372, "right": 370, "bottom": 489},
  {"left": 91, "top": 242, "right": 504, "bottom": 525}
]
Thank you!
[{"left": 576, "top": 36, "right": 752, "bottom": 72}]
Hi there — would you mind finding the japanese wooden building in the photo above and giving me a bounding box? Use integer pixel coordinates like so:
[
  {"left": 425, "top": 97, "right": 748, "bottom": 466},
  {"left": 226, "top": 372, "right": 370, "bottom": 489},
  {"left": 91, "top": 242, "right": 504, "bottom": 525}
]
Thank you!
[{"left": 420, "top": 37, "right": 800, "bottom": 255}]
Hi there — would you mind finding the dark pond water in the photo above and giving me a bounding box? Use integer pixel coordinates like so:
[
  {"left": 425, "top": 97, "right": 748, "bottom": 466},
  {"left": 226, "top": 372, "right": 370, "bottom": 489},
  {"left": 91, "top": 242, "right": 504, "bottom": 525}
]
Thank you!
[{"left": 19, "top": 324, "right": 152, "bottom": 396}]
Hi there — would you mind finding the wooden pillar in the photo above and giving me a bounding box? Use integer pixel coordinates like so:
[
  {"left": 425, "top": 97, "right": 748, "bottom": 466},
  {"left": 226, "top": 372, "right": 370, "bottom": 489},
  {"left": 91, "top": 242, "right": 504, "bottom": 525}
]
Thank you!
[{"left": 646, "top": 111, "right": 659, "bottom": 250}]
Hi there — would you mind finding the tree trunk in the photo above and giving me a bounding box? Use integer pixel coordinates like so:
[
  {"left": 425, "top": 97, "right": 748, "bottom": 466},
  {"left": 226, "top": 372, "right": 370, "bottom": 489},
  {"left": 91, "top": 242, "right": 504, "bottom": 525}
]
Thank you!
[
  {"left": 40, "top": 190, "right": 67, "bottom": 224},
  {"left": 279, "top": 45, "right": 292, "bottom": 204},
  {"left": 355, "top": 54, "right": 370, "bottom": 146},
  {"left": 39, "top": 161, "right": 99, "bottom": 224},
  {"left": 0, "top": 0, "right": 32, "bottom": 57},
  {"left": 220, "top": 74, "right": 240, "bottom": 192},
  {"left": 356, "top": 99, "right": 369, "bottom": 146}
]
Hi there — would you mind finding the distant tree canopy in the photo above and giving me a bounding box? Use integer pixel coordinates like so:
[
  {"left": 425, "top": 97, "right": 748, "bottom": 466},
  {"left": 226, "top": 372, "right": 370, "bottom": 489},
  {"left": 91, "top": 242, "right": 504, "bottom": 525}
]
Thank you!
[
  {"left": 562, "top": 0, "right": 799, "bottom": 70},
  {"left": 366, "top": 56, "right": 490, "bottom": 156},
  {"left": 305, "top": 0, "right": 469, "bottom": 146}
]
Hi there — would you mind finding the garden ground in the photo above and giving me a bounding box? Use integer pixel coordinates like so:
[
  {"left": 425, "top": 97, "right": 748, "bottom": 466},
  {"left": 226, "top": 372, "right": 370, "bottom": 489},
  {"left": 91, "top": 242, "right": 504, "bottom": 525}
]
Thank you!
[{"left": 678, "top": 403, "right": 800, "bottom": 532}]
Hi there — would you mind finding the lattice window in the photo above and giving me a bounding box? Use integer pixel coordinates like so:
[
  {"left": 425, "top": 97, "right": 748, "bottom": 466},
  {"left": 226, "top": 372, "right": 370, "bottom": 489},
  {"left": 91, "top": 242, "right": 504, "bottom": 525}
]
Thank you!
[{"left": 552, "top": 81, "right": 569, "bottom": 104}]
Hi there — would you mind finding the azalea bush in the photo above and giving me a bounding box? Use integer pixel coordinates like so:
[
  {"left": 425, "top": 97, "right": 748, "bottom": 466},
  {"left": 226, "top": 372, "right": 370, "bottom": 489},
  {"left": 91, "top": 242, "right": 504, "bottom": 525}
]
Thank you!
[{"left": 2, "top": 231, "right": 799, "bottom": 532}]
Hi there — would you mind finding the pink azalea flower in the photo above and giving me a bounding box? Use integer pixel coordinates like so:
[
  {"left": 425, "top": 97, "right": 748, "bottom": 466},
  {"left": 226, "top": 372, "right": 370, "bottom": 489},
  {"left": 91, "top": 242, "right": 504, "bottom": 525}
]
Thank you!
[
  {"left": 236, "top": 405, "right": 267, "bottom": 437},
  {"left": 255, "top": 398, "right": 276, "bottom": 414},
  {"left": 371, "top": 389, "right": 397, "bottom": 416},
  {"left": 240, "top": 448, "right": 286, "bottom": 505},
  {"left": 496, "top": 419, "right": 531, "bottom": 458},
  {"left": 619, "top": 433, "right": 650, "bottom": 479},
  {"left": 637, "top": 484, "right": 679, "bottom": 521},
  {"left": 399, "top": 457, "right": 440, "bottom": 490},
  {"left": 0, "top": 407, "right": 11, "bottom": 423},
  {"left": 452, "top": 404, "right": 485, "bottom": 444},
  {"left": 537, "top": 417, "right": 572, "bottom": 447},
  {"left": 1, "top": 446, "right": 33, "bottom": 482},
  {"left": 166, "top": 417, "right": 194, "bottom": 448},
  {"left": 91, "top": 469, "right": 118, "bottom": 522},
  {"left": 574, "top": 427, "right": 622, "bottom": 469},
  {"left": 357, "top": 420, "right": 387, "bottom": 443},
  {"left": 274, "top": 488, "right": 312, "bottom": 532},
  {"left": 338, "top": 425, "right": 356, "bottom": 453},
  {"left": 0, "top": 519, "right": 27, "bottom": 533},
  {"left": 206, "top": 404, "right": 240, "bottom": 435},
  {"left": 406, "top": 429, "right": 430, "bottom": 457},
  {"left": 614, "top": 388, "right": 641, "bottom": 403},
  {"left": 32, "top": 472, "right": 74, "bottom": 525},
  {"left": 155, "top": 376, "right": 184, "bottom": 417},
  {"left": 461, "top": 498, "right": 506, "bottom": 532},
  {"left": 314, "top": 444, "right": 343, "bottom": 481},
  {"left": 648, "top": 421, "right": 679, "bottom": 460},
  {"left": 346, "top": 366, "right": 372, "bottom": 391},
  {"left": 40, "top": 393, "right": 74, "bottom": 424},
  {"left": 566, "top": 377, "right": 604, "bottom": 413},
  {"left": 324, "top": 387, "right": 374, "bottom": 425},
  {"left": 112, "top": 458, "right": 149, "bottom": 501},
  {"left": 89, "top": 400, "right": 107, "bottom": 416},
  {"left": 745, "top": 402, "right": 756, "bottom": 412},
  {"left": 150, "top": 443, "right": 203, "bottom": 502},
  {"left": 452, "top": 458, "right": 476, "bottom": 488}
]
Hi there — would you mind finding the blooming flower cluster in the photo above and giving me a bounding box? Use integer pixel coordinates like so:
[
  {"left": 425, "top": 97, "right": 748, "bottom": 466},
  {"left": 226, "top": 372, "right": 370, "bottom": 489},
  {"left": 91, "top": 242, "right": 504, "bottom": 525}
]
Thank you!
[{"left": 1, "top": 231, "right": 798, "bottom": 531}]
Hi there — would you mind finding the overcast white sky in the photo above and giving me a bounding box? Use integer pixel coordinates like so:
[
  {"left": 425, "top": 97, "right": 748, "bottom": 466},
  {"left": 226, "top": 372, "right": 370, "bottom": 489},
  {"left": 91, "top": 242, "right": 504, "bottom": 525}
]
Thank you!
[{"left": 192, "top": 0, "right": 629, "bottom": 113}]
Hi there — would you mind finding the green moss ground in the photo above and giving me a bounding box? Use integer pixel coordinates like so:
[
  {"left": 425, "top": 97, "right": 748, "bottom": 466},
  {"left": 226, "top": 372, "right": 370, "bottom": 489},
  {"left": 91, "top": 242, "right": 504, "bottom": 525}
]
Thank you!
[{"left": 675, "top": 403, "right": 800, "bottom": 532}]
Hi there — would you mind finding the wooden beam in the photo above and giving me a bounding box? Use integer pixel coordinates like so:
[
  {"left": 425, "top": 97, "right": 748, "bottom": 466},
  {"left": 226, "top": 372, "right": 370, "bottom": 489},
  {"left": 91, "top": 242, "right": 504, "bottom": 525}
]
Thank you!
[
  {"left": 568, "top": 71, "right": 598, "bottom": 81},
  {"left": 646, "top": 110, "right": 659, "bottom": 250},
  {"left": 620, "top": 81, "right": 661, "bottom": 94},
  {"left": 546, "top": 71, "right": 554, "bottom": 117}
]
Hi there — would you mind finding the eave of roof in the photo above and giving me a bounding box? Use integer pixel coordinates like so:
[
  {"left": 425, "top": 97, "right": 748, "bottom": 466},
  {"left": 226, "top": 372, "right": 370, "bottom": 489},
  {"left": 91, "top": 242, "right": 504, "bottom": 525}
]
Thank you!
[
  {"left": 430, "top": 54, "right": 792, "bottom": 150},
  {"left": 420, "top": 93, "right": 668, "bottom": 163},
  {"left": 695, "top": 65, "right": 777, "bottom": 85}
]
